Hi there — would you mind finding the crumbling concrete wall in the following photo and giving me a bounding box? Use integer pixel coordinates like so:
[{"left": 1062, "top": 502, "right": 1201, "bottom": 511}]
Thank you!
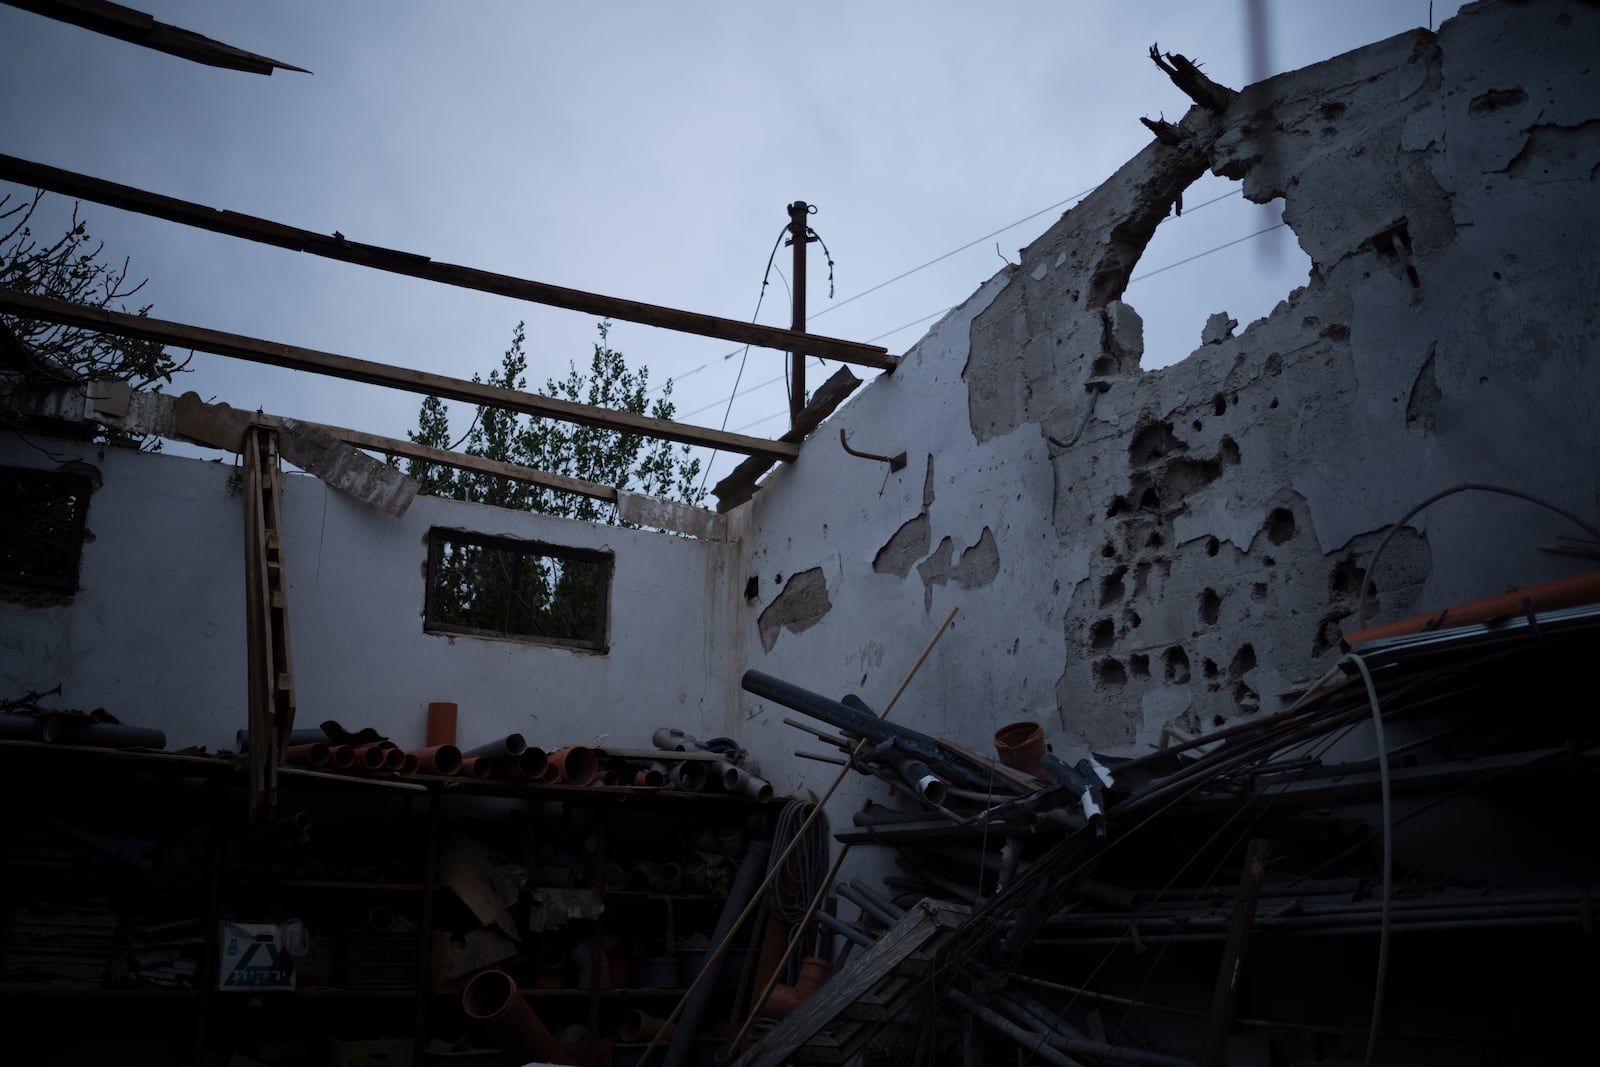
[
  {"left": 734, "top": 0, "right": 1600, "bottom": 796},
  {"left": 0, "top": 438, "right": 741, "bottom": 753}
]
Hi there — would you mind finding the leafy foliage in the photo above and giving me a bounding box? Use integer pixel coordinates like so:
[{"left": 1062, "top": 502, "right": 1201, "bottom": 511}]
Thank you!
[
  {"left": 406, "top": 320, "right": 704, "bottom": 522},
  {"left": 405, "top": 321, "right": 703, "bottom": 641},
  {"left": 1, "top": 190, "right": 190, "bottom": 447}
]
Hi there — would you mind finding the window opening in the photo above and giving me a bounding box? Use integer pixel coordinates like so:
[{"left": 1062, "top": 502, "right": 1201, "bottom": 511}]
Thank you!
[
  {"left": 0, "top": 466, "right": 92, "bottom": 592},
  {"left": 425, "top": 529, "right": 611, "bottom": 651}
]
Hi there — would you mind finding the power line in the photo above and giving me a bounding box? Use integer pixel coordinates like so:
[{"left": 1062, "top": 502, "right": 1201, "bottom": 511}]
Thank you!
[
  {"left": 722, "top": 213, "right": 1284, "bottom": 437},
  {"left": 652, "top": 185, "right": 1245, "bottom": 395},
  {"left": 1128, "top": 220, "right": 1285, "bottom": 284}
]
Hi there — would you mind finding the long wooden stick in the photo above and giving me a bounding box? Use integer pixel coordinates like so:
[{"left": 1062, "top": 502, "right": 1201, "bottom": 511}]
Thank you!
[
  {"left": 640, "top": 607, "right": 959, "bottom": 1065},
  {"left": 727, "top": 607, "right": 961, "bottom": 1052}
]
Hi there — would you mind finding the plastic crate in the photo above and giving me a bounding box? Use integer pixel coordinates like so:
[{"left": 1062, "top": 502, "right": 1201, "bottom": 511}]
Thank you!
[{"left": 333, "top": 932, "right": 415, "bottom": 989}]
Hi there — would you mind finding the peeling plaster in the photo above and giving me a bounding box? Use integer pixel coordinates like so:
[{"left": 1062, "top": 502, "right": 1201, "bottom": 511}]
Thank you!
[
  {"left": 740, "top": 0, "right": 1597, "bottom": 773},
  {"left": 757, "top": 567, "right": 832, "bottom": 652}
]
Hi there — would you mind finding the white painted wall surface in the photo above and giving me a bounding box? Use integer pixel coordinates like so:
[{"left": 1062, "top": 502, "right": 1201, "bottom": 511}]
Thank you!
[
  {"left": 0, "top": 439, "right": 740, "bottom": 753},
  {"left": 733, "top": 0, "right": 1600, "bottom": 815}
]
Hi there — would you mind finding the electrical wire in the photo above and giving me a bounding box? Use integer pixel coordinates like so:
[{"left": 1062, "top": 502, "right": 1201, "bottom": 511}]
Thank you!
[
  {"left": 694, "top": 224, "right": 790, "bottom": 494},
  {"left": 1355, "top": 482, "right": 1600, "bottom": 631},
  {"left": 1345, "top": 651, "right": 1392, "bottom": 1067},
  {"left": 726, "top": 216, "right": 1288, "bottom": 436},
  {"left": 652, "top": 184, "right": 1247, "bottom": 403},
  {"left": 768, "top": 798, "right": 831, "bottom": 928}
]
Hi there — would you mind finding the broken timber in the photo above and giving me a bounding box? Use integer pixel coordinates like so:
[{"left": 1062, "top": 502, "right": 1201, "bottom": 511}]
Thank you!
[
  {"left": 714, "top": 366, "right": 861, "bottom": 510},
  {"left": 3, "top": 0, "right": 310, "bottom": 75},
  {"left": 0, "top": 288, "right": 799, "bottom": 460},
  {"left": 734, "top": 899, "right": 965, "bottom": 1067},
  {"left": 0, "top": 155, "right": 895, "bottom": 371},
  {"left": 6, "top": 380, "right": 732, "bottom": 538}
]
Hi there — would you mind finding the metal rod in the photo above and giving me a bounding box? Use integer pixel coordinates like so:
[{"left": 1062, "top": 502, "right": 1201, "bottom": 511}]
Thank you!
[
  {"left": 837, "top": 882, "right": 901, "bottom": 929},
  {"left": 814, "top": 909, "right": 876, "bottom": 949},
  {"left": 796, "top": 750, "right": 848, "bottom": 767}
]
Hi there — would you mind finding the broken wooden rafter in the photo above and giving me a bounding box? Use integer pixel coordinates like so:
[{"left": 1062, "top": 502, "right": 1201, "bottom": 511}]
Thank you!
[
  {"left": 713, "top": 366, "right": 861, "bottom": 511},
  {"left": 0, "top": 288, "right": 801, "bottom": 460},
  {"left": 0, "top": 155, "right": 896, "bottom": 372},
  {"left": 11, "top": 379, "right": 729, "bottom": 537},
  {"left": 3, "top": 0, "right": 310, "bottom": 75}
]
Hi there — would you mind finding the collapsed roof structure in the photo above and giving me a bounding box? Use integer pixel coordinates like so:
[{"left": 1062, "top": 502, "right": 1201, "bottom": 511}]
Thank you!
[{"left": 3, "top": 1, "right": 1598, "bottom": 1063}]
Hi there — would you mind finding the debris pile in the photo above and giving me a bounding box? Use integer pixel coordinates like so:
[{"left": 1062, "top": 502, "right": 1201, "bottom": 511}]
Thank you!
[{"left": 742, "top": 600, "right": 1600, "bottom": 1063}]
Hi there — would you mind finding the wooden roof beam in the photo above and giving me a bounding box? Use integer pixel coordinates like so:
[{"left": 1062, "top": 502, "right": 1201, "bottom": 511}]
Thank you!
[
  {"left": 0, "top": 288, "right": 801, "bottom": 460},
  {"left": 0, "top": 154, "right": 896, "bottom": 371},
  {"left": 3, "top": 1, "right": 310, "bottom": 75}
]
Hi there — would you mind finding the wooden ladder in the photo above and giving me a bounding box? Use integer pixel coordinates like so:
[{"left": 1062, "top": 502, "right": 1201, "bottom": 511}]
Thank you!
[{"left": 243, "top": 426, "right": 296, "bottom": 821}]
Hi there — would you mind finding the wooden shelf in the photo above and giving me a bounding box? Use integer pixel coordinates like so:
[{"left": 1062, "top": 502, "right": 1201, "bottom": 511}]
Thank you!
[
  {"left": 292, "top": 987, "right": 415, "bottom": 998},
  {"left": 604, "top": 891, "right": 725, "bottom": 902},
  {"left": 509, "top": 988, "right": 690, "bottom": 998},
  {"left": 0, "top": 985, "right": 197, "bottom": 998},
  {"left": 270, "top": 879, "right": 425, "bottom": 892}
]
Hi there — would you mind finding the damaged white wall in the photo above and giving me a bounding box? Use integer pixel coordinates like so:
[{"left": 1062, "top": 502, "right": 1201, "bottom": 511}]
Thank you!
[
  {"left": 0, "top": 438, "right": 742, "bottom": 753},
  {"left": 734, "top": 0, "right": 1600, "bottom": 802}
]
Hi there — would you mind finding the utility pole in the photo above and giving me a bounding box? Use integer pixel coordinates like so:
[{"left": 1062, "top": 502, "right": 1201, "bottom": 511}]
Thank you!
[{"left": 786, "top": 201, "right": 815, "bottom": 428}]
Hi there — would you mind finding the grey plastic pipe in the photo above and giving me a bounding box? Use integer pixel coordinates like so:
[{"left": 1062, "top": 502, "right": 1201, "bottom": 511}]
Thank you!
[{"left": 662, "top": 840, "right": 771, "bottom": 1067}]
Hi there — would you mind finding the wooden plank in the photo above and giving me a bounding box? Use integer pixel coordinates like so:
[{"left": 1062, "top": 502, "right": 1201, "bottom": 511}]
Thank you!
[
  {"left": 0, "top": 289, "right": 801, "bottom": 461},
  {"left": 324, "top": 422, "right": 618, "bottom": 502},
  {"left": 1199, "top": 839, "right": 1272, "bottom": 1067},
  {"left": 8, "top": 0, "right": 311, "bottom": 75},
  {"left": 734, "top": 900, "right": 941, "bottom": 1067},
  {"left": 0, "top": 154, "right": 896, "bottom": 370},
  {"left": 714, "top": 367, "right": 862, "bottom": 511}
]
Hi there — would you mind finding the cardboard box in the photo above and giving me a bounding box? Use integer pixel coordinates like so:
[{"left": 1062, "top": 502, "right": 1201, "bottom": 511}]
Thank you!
[
  {"left": 217, "top": 920, "right": 306, "bottom": 992},
  {"left": 328, "top": 1038, "right": 413, "bottom": 1067}
]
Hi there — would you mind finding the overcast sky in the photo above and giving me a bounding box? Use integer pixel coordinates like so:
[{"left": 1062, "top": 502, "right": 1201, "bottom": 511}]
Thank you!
[{"left": 1, "top": 1, "right": 1460, "bottom": 489}]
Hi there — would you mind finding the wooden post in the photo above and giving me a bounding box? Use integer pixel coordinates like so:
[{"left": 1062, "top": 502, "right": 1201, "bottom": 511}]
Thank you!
[
  {"left": 788, "top": 201, "right": 811, "bottom": 428},
  {"left": 1198, "top": 838, "right": 1272, "bottom": 1066}
]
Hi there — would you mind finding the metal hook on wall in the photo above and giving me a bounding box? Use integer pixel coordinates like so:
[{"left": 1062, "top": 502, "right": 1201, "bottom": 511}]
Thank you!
[{"left": 839, "top": 428, "right": 907, "bottom": 473}]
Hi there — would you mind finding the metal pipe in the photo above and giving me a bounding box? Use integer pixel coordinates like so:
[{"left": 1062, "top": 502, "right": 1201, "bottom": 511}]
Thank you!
[
  {"left": 408, "top": 744, "right": 462, "bottom": 775},
  {"left": 40, "top": 716, "right": 166, "bottom": 749},
  {"left": 463, "top": 733, "right": 527, "bottom": 758},
  {"left": 783, "top": 716, "right": 853, "bottom": 750},
  {"left": 720, "top": 763, "right": 773, "bottom": 802},
  {"left": 847, "top": 879, "right": 909, "bottom": 922},
  {"left": 836, "top": 882, "right": 902, "bottom": 928},
  {"left": 462, "top": 968, "right": 569, "bottom": 1065},
  {"left": 654, "top": 727, "right": 699, "bottom": 752},
  {"left": 949, "top": 988, "right": 1189, "bottom": 1067},
  {"left": 851, "top": 803, "right": 932, "bottom": 827},
  {"left": 662, "top": 840, "right": 771, "bottom": 1067},
  {"left": 515, "top": 746, "right": 549, "bottom": 780},
  {"left": 797, "top": 750, "right": 849, "bottom": 767},
  {"left": 284, "top": 742, "right": 330, "bottom": 766},
  {"left": 0, "top": 714, "right": 42, "bottom": 740},
  {"left": 671, "top": 760, "right": 707, "bottom": 791},
  {"left": 814, "top": 909, "right": 877, "bottom": 949},
  {"left": 944, "top": 988, "right": 1086, "bottom": 1067}
]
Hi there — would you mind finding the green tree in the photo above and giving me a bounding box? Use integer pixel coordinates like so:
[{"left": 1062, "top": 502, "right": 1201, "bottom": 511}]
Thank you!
[
  {"left": 1, "top": 191, "right": 189, "bottom": 447},
  {"left": 406, "top": 320, "right": 704, "bottom": 520},
  {"left": 405, "top": 320, "right": 704, "bottom": 641}
]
